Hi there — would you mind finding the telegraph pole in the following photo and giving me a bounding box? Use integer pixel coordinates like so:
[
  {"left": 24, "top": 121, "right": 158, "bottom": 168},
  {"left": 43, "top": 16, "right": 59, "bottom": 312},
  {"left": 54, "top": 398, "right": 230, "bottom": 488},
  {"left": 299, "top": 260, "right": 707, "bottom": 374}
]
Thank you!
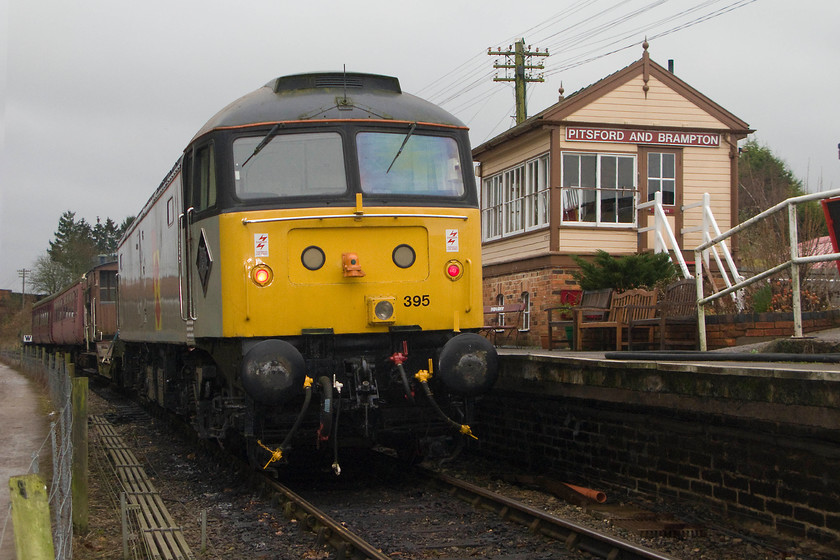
[
  {"left": 18, "top": 268, "right": 30, "bottom": 309},
  {"left": 489, "top": 38, "right": 549, "bottom": 125}
]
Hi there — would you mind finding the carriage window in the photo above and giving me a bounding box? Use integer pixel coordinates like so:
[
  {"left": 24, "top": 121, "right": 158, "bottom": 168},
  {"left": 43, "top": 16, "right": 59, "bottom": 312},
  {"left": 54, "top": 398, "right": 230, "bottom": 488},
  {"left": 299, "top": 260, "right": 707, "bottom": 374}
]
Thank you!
[
  {"left": 233, "top": 132, "right": 346, "bottom": 199},
  {"left": 357, "top": 132, "right": 465, "bottom": 197},
  {"left": 100, "top": 270, "right": 117, "bottom": 302}
]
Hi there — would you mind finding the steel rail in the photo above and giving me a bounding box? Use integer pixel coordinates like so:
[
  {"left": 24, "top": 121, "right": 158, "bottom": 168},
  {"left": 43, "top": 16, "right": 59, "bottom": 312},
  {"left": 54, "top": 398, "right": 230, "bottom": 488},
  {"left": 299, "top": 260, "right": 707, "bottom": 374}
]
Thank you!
[
  {"left": 255, "top": 473, "right": 390, "bottom": 560},
  {"left": 422, "top": 468, "right": 679, "bottom": 560},
  {"left": 127, "top": 396, "right": 677, "bottom": 559}
]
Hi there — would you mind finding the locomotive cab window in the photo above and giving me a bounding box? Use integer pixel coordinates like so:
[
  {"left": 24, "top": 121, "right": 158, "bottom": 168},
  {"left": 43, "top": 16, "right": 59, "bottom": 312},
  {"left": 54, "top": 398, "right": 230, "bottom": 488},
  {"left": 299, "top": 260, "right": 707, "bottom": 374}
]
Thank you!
[
  {"left": 357, "top": 132, "right": 465, "bottom": 197},
  {"left": 233, "top": 132, "right": 347, "bottom": 199}
]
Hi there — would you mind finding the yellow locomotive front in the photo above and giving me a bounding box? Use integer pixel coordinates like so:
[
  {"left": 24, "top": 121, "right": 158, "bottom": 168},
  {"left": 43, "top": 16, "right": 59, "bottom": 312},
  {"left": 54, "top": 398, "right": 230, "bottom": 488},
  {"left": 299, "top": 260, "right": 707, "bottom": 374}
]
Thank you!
[
  {"left": 224, "top": 127, "right": 481, "bottom": 332},
  {"left": 120, "top": 73, "right": 497, "bottom": 468}
]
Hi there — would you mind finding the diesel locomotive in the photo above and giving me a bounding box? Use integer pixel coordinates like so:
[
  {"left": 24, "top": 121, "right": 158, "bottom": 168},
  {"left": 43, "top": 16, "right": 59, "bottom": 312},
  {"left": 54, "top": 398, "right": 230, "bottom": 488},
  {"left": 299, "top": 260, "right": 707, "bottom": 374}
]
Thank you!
[{"left": 38, "top": 72, "right": 499, "bottom": 472}]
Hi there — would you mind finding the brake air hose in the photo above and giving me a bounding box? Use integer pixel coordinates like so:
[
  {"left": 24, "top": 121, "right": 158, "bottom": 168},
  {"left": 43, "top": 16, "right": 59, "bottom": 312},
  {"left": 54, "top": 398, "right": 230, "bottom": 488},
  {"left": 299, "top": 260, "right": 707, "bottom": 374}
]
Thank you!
[
  {"left": 257, "top": 376, "right": 313, "bottom": 469},
  {"left": 318, "top": 375, "right": 333, "bottom": 444},
  {"left": 414, "top": 367, "right": 477, "bottom": 440}
]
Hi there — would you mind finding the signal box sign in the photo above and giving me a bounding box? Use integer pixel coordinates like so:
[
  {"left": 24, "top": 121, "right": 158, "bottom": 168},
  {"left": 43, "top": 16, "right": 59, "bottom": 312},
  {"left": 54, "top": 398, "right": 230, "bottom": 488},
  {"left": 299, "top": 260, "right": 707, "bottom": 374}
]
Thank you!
[{"left": 566, "top": 126, "right": 720, "bottom": 147}]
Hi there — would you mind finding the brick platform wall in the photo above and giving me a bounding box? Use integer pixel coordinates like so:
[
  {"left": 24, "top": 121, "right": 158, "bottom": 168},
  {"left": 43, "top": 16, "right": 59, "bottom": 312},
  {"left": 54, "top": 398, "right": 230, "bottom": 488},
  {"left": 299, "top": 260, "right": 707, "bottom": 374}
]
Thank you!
[
  {"left": 705, "top": 309, "right": 840, "bottom": 349},
  {"left": 474, "top": 394, "right": 840, "bottom": 545}
]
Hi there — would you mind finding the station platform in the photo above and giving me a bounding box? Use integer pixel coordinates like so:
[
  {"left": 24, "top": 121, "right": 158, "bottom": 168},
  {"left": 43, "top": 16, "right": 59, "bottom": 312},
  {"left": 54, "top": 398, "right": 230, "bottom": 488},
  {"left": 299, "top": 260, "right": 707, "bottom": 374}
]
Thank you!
[{"left": 492, "top": 328, "right": 840, "bottom": 431}]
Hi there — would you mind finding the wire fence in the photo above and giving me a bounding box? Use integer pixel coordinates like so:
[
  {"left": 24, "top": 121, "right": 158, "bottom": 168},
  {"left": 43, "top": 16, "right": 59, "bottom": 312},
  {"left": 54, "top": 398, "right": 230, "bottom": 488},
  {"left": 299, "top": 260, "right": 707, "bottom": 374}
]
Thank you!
[{"left": 1, "top": 347, "right": 75, "bottom": 560}]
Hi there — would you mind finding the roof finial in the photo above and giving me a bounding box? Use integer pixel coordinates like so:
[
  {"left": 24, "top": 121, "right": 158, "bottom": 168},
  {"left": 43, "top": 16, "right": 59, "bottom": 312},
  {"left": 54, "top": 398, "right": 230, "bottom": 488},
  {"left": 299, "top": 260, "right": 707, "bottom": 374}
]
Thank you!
[
  {"left": 642, "top": 37, "right": 650, "bottom": 98},
  {"left": 558, "top": 82, "right": 565, "bottom": 101}
]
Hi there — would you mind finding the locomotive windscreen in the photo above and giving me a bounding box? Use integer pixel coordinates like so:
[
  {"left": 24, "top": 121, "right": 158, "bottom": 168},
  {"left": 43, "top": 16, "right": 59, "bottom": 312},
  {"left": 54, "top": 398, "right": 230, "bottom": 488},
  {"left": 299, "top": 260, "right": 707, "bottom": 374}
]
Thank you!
[
  {"left": 357, "top": 132, "right": 465, "bottom": 196},
  {"left": 233, "top": 132, "right": 347, "bottom": 198}
]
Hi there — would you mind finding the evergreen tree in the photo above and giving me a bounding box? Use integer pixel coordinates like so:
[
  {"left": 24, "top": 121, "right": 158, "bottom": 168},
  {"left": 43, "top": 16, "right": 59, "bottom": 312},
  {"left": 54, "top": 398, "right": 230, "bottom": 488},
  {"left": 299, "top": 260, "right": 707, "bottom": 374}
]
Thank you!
[
  {"left": 92, "top": 217, "right": 121, "bottom": 254},
  {"left": 47, "top": 210, "right": 98, "bottom": 279},
  {"left": 32, "top": 210, "right": 133, "bottom": 294},
  {"left": 118, "top": 215, "right": 135, "bottom": 239}
]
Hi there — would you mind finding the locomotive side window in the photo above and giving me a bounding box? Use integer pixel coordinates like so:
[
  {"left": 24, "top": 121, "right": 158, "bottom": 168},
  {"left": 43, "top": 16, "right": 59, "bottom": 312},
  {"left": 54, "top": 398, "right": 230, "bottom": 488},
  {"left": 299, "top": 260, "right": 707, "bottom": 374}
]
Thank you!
[
  {"left": 233, "top": 132, "right": 346, "bottom": 199},
  {"left": 357, "top": 133, "right": 465, "bottom": 197},
  {"left": 193, "top": 144, "right": 217, "bottom": 212}
]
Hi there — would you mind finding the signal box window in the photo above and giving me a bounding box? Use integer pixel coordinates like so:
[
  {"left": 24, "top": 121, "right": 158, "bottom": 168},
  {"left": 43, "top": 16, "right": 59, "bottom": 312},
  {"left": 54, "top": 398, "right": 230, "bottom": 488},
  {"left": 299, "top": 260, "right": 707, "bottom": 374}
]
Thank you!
[
  {"left": 481, "top": 153, "right": 549, "bottom": 242},
  {"left": 647, "top": 152, "right": 676, "bottom": 205},
  {"left": 561, "top": 152, "right": 636, "bottom": 226},
  {"left": 233, "top": 132, "right": 346, "bottom": 199},
  {"left": 357, "top": 133, "right": 465, "bottom": 197}
]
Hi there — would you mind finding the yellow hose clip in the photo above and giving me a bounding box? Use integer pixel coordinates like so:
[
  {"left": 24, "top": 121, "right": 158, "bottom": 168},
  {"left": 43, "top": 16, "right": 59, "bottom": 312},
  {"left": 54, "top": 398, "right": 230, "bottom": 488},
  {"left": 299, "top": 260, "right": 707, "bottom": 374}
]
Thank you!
[
  {"left": 257, "top": 439, "right": 284, "bottom": 469},
  {"left": 460, "top": 425, "right": 478, "bottom": 440},
  {"left": 414, "top": 369, "right": 431, "bottom": 383},
  {"left": 303, "top": 376, "right": 314, "bottom": 389}
]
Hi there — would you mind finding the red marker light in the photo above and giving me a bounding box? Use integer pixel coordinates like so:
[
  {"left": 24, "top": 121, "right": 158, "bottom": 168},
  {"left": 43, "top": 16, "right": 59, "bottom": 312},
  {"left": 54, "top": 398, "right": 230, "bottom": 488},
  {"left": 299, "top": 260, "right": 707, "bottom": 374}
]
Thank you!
[
  {"left": 445, "top": 260, "right": 463, "bottom": 281},
  {"left": 252, "top": 265, "right": 274, "bottom": 286}
]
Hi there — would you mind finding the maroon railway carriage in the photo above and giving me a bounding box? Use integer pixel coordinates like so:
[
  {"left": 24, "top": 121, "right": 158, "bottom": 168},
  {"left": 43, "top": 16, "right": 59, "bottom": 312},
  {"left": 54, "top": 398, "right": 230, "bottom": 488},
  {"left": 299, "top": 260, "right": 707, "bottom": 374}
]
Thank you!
[{"left": 30, "top": 260, "right": 118, "bottom": 371}]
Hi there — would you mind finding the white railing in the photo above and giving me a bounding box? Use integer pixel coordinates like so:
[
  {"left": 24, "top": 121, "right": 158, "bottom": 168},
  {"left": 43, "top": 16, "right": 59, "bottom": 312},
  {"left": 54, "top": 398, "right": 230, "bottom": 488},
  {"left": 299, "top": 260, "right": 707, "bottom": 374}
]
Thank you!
[
  {"left": 637, "top": 191, "right": 691, "bottom": 278},
  {"left": 694, "top": 188, "right": 840, "bottom": 350},
  {"left": 683, "top": 193, "right": 743, "bottom": 298}
]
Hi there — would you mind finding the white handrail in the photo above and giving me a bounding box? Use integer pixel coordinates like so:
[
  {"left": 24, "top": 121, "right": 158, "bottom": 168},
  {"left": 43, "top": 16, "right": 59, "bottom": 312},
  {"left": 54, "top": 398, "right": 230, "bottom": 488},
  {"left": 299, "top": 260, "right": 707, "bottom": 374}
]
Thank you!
[
  {"left": 637, "top": 191, "right": 691, "bottom": 279},
  {"left": 694, "top": 187, "right": 840, "bottom": 350},
  {"left": 682, "top": 193, "right": 743, "bottom": 298}
]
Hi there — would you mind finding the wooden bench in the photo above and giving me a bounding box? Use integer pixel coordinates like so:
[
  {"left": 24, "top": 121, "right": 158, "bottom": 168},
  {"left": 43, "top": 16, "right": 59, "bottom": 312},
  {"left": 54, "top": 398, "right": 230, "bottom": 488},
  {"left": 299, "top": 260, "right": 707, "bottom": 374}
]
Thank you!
[
  {"left": 575, "top": 288, "right": 658, "bottom": 350},
  {"left": 481, "top": 303, "right": 526, "bottom": 346},
  {"left": 628, "top": 278, "right": 698, "bottom": 350},
  {"left": 546, "top": 289, "right": 609, "bottom": 350}
]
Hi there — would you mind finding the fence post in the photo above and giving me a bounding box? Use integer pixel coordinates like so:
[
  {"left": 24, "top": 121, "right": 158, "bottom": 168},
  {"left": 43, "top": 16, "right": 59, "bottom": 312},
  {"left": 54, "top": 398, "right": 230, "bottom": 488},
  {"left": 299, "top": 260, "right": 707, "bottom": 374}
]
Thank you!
[
  {"left": 65, "top": 352, "right": 75, "bottom": 378},
  {"left": 695, "top": 249, "right": 707, "bottom": 351},
  {"left": 9, "top": 474, "right": 55, "bottom": 560},
  {"left": 72, "top": 376, "right": 89, "bottom": 533},
  {"left": 788, "top": 203, "right": 803, "bottom": 337}
]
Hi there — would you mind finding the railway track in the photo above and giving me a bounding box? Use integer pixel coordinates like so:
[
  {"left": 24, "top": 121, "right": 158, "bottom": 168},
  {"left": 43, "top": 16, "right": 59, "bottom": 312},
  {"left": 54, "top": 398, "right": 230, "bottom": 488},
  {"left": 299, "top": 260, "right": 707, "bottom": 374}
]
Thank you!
[
  {"left": 88, "top": 382, "right": 818, "bottom": 560},
  {"left": 248, "top": 453, "right": 678, "bottom": 560},
  {"left": 89, "top": 383, "right": 677, "bottom": 559}
]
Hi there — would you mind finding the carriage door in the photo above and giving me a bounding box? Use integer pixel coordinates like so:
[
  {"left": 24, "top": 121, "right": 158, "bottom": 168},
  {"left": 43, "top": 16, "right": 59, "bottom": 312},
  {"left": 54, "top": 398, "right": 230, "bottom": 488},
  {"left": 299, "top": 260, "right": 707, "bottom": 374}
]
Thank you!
[{"left": 180, "top": 142, "right": 217, "bottom": 326}]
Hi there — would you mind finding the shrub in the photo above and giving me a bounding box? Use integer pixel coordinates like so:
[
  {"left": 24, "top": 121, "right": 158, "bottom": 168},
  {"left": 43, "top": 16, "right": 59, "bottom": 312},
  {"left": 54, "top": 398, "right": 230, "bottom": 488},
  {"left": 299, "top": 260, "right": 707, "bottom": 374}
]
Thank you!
[{"left": 572, "top": 250, "right": 677, "bottom": 292}]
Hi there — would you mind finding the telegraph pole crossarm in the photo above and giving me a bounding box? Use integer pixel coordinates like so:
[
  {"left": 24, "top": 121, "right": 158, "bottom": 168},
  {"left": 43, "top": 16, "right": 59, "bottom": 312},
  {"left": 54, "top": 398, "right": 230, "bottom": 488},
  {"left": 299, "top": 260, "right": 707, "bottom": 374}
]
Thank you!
[{"left": 488, "top": 38, "right": 549, "bottom": 125}]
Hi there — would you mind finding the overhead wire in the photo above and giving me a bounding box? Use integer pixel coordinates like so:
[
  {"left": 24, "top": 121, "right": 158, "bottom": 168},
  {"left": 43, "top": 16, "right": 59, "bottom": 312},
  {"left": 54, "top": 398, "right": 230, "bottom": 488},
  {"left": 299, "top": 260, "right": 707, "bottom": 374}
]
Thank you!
[
  {"left": 424, "top": 0, "right": 757, "bottom": 132},
  {"left": 543, "top": 0, "right": 755, "bottom": 76},
  {"left": 420, "top": 0, "right": 606, "bottom": 106}
]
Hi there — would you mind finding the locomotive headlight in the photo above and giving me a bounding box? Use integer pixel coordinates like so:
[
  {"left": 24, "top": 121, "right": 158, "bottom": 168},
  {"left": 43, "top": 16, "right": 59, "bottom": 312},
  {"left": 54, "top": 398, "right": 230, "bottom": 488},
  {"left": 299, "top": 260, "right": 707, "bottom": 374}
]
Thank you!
[
  {"left": 445, "top": 259, "right": 463, "bottom": 281},
  {"left": 251, "top": 264, "right": 274, "bottom": 287},
  {"left": 367, "top": 296, "right": 396, "bottom": 324}
]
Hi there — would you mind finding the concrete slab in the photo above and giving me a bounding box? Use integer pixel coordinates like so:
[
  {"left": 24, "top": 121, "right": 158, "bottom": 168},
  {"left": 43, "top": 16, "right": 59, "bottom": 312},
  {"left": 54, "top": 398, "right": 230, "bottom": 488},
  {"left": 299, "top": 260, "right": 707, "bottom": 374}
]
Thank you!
[{"left": 0, "top": 363, "right": 49, "bottom": 560}]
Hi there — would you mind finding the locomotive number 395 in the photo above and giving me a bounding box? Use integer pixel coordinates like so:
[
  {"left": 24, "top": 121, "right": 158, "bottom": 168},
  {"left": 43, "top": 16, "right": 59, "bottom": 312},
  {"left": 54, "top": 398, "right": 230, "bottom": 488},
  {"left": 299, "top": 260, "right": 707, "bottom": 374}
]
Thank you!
[{"left": 404, "top": 294, "right": 430, "bottom": 307}]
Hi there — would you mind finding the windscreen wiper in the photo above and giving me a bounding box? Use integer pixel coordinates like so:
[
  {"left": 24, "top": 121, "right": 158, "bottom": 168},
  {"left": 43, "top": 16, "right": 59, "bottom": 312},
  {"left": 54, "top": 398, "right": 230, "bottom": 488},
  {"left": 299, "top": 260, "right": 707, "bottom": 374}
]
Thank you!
[
  {"left": 241, "top": 123, "right": 281, "bottom": 167},
  {"left": 386, "top": 122, "right": 416, "bottom": 173}
]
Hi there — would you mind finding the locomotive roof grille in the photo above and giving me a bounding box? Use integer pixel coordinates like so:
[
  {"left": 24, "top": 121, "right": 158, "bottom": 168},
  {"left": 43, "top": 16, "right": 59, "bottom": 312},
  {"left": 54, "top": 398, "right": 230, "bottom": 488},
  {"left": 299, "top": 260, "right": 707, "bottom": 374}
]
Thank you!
[{"left": 273, "top": 72, "right": 402, "bottom": 94}]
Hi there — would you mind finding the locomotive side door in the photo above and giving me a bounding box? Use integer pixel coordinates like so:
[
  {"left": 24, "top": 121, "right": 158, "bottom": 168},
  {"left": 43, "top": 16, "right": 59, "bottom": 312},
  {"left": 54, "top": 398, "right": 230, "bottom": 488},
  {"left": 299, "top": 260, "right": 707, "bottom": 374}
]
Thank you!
[{"left": 180, "top": 142, "right": 218, "bottom": 331}]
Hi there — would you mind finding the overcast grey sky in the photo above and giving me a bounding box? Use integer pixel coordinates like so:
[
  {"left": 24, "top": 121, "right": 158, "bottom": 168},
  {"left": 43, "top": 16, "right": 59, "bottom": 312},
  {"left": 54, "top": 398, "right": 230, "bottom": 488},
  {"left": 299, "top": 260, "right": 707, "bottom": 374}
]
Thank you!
[{"left": 1, "top": 0, "right": 838, "bottom": 292}]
